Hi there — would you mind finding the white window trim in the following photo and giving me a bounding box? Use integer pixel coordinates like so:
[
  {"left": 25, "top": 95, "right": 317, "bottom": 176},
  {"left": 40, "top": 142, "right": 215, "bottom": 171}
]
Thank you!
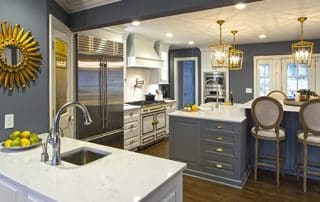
[{"left": 254, "top": 54, "right": 320, "bottom": 98}]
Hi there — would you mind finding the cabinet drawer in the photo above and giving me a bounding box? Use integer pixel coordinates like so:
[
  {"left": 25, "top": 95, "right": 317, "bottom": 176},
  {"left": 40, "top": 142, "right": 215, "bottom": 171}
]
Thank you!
[
  {"left": 156, "top": 131, "right": 167, "bottom": 139},
  {"left": 202, "top": 120, "right": 234, "bottom": 132},
  {"left": 124, "top": 109, "right": 140, "bottom": 119},
  {"left": 202, "top": 142, "right": 235, "bottom": 157},
  {"left": 203, "top": 159, "right": 234, "bottom": 178},
  {"left": 124, "top": 120, "right": 139, "bottom": 130},
  {"left": 124, "top": 127, "right": 139, "bottom": 139},
  {"left": 124, "top": 136, "right": 139, "bottom": 147},
  {"left": 202, "top": 130, "right": 234, "bottom": 145}
]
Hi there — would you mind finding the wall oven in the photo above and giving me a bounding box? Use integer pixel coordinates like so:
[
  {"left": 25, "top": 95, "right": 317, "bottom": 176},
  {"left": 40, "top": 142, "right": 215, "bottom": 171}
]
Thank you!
[{"left": 204, "top": 72, "right": 226, "bottom": 103}]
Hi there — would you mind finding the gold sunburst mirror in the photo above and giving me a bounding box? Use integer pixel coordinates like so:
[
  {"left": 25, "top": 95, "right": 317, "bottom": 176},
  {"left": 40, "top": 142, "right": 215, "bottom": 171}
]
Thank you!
[{"left": 0, "top": 20, "right": 42, "bottom": 91}]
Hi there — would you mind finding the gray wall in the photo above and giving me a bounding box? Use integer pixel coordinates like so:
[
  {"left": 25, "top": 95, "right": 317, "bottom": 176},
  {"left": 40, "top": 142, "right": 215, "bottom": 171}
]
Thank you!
[
  {"left": 69, "top": 0, "right": 261, "bottom": 32},
  {"left": 0, "top": 0, "right": 68, "bottom": 141},
  {"left": 168, "top": 48, "right": 201, "bottom": 103},
  {"left": 0, "top": 0, "right": 48, "bottom": 140},
  {"left": 231, "top": 39, "right": 320, "bottom": 103}
]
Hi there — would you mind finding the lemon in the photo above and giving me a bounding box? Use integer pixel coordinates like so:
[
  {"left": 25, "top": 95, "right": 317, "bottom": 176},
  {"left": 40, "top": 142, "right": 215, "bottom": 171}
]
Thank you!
[
  {"left": 191, "top": 105, "right": 198, "bottom": 111},
  {"left": 21, "top": 138, "right": 30, "bottom": 147},
  {"left": 30, "top": 133, "right": 39, "bottom": 144},
  {"left": 4, "top": 139, "right": 12, "bottom": 148},
  {"left": 11, "top": 137, "right": 21, "bottom": 147},
  {"left": 20, "top": 131, "right": 31, "bottom": 138}
]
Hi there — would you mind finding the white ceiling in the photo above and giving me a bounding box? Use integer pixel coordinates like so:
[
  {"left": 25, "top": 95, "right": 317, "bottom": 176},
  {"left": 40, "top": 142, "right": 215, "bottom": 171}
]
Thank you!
[
  {"left": 55, "top": 0, "right": 121, "bottom": 13},
  {"left": 109, "top": 0, "right": 320, "bottom": 48}
]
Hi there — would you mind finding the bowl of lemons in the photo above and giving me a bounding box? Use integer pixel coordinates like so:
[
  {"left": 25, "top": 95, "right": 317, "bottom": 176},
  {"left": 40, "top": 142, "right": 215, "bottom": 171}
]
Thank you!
[{"left": 1, "top": 130, "right": 42, "bottom": 151}]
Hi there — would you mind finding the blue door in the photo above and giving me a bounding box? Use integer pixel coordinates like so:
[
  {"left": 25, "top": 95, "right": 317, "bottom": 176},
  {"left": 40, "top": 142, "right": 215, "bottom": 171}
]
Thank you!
[{"left": 178, "top": 60, "right": 195, "bottom": 109}]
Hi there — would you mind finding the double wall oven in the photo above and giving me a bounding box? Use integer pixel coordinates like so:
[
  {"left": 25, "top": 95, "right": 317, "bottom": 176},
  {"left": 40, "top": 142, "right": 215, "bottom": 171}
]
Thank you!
[
  {"left": 203, "top": 71, "right": 226, "bottom": 103},
  {"left": 126, "top": 101, "right": 167, "bottom": 147}
]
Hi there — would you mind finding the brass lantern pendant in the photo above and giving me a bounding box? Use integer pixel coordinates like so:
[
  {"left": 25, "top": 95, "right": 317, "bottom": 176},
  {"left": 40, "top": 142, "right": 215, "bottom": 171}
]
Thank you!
[
  {"left": 208, "top": 20, "right": 230, "bottom": 68},
  {"left": 228, "top": 30, "right": 244, "bottom": 70},
  {"left": 292, "top": 17, "right": 314, "bottom": 67}
]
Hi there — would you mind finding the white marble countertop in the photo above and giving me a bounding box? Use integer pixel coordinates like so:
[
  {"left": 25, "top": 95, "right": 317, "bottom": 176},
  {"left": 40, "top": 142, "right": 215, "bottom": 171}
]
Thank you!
[
  {"left": 124, "top": 104, "right": 141, "bottom": 111},
  {"left": 0, "top": 134, "right": 186, "bottom": 202},
  {"left": 239, "top": 99, "right": 300, "bottom": 112},
  {"left": 169, "top": 104, "right": 246, "bottom": 123},
  {"left": 163, "top": 99, "right": 176, "bottom": 103}
]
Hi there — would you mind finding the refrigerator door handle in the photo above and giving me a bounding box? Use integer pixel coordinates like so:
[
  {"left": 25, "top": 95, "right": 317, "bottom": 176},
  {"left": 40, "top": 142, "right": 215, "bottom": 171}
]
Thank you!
[
  {"left": 100, "top": 60, "right": 105, "bottom": 128},
  {"left": 104, "top": 59, "right": 109, "bottom": 129}
]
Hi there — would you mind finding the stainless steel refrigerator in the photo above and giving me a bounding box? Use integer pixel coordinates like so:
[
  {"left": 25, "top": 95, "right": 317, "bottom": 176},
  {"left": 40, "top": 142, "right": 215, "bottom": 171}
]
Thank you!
[{"left": 76, "top": 35, "right": 124, "bottom": 149}]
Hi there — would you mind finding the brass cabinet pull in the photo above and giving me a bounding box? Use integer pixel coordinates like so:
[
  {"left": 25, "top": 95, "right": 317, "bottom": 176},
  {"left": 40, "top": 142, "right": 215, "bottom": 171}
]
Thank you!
[
  {"left": 216, "top": 136, "right": 224, "bottom": 141},
  {"left": 130, "top": 124, "right": 134, "bottom": 128},
  {"left": 216, "top": 163, "right": 223, "bottom": 169},
  {"left": 129, "top": 112, "right": 133, "bottom": 116},
  {"left": 216, "top": 147, "right": 223, "bottom": 152},
  {"left": 216, "top": 125, "right": 223, "bottom": 129}
]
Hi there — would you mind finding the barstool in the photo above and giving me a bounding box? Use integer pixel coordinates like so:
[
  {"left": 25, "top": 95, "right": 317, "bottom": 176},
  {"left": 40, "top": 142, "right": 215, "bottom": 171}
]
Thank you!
[
  {"left": 251, "top": 96, "right": 286, "bottom": 187},
  {"left": 296, "top": 99, "right": 320, "bottom": 192},
  {"left": 267, "top": 90, "right": 288, "bottom": 102}
]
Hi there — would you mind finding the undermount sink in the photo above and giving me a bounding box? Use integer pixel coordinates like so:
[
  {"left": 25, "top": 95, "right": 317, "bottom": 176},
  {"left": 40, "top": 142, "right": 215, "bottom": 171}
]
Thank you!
[{"left": 61, "top": 147, "right": 111, "bottom": 166}]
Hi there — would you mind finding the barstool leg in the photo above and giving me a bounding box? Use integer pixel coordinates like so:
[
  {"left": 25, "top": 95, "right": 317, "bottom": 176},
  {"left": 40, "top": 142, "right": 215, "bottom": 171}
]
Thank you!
[
  {"left": 303, "top": 143, "right": 308, "bottom": 192},
  {"left": 276, "top": 140, "right": 280, "bottom": 187},
  {"left": 282, "top": 141, "right": 285, "bottom": 177},
  {"left": 254, "top": 138, "right": 258, "bottom": 182},
  {"left": 296, "top": 141, "right": 300, "bottom": 181}
]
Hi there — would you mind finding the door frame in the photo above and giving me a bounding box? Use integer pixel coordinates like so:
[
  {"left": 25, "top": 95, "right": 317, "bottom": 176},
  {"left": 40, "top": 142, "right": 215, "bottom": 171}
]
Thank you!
[
  {"left": 174, "top": 57, "right": 199, "bottom": 108},
  {"left": 49, "top": 14, "right": 75, "bottom": 134}
]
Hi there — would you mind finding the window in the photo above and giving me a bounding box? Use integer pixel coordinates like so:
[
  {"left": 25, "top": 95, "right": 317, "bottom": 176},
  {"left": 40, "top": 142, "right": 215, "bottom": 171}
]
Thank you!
[
  {"left": 258, "top": 64, "right": 271, "bottom": 96},
  {"left": 286, "top": 63, "right": 308, "bottom": 97}
]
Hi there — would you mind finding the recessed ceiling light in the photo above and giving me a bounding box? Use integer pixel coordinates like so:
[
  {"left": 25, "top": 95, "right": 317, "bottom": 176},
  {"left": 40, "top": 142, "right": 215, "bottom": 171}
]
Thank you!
[
  {"left": 132, "top": 20, "right": 141, "bottom": 26},
  {"left": 188, "top": 41, "right": 194, "bottom": 45},
  {"left": 259, "top": 34, "right": 267, "bottom": 39},
  {"left": 235, "top": 3, "right": 246, "bottom": 10},
  {"left": 166, "top": 32, "right": 174, "bottom": 38}
]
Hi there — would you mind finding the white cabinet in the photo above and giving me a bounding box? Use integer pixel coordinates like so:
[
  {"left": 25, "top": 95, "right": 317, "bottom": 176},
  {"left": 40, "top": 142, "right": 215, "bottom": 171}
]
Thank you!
[
  {"left": 165, "top": 100, "right": 177, "bottom": 134},
  {"left": 124, "top": 107, "right": 141, "bottom": 151},
  {"left": 0, "top": 176, "right": 53, "bottom": 202},
  {"left": 0, "top": 177, "right": 24, "bottom": 202}
]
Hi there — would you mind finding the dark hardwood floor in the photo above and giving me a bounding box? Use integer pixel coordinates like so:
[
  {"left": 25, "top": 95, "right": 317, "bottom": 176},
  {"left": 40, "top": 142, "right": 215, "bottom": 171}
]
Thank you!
[{"left": 139, "top": 138, "right": 320, "bottom": 202}]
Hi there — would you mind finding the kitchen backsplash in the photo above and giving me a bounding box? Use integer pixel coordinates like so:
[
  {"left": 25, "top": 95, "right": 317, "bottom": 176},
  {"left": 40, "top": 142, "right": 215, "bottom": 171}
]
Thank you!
[{"left": 124, "top": 68, "right": 161, "bottom": 102}]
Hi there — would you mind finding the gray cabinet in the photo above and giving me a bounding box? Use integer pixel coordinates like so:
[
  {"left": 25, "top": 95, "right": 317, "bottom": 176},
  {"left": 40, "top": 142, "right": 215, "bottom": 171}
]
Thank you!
[{"left": 169, "top": 116, "right": 248, "bottom": 188}]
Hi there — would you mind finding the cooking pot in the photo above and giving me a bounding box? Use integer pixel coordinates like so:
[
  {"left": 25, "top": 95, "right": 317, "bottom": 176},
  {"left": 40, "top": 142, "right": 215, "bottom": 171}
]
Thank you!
[{"left": 145, "top": 93, "right": 155, "bottom": 101}]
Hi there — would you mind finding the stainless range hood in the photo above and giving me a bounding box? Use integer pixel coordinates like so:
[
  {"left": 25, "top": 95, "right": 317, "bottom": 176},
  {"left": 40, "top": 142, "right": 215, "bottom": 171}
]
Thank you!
[{"left": 126, "top": 33, "right": 164, "bottom": 68}]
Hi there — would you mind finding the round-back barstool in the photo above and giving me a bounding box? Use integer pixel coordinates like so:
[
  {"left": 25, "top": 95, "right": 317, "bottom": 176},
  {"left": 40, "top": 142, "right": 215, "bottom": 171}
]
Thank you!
[
  {"left": 296, "top": 99, "right": 320, "bottom": 192},
  {"left": 251, "top": 96, "right": 285, "bottom": 187},
  {"left": 267, "top": 90, "right": 288, "bottom": 102}
]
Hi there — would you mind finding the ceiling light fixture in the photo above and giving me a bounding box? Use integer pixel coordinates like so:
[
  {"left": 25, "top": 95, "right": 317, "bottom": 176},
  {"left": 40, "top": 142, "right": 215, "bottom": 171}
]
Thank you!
[
  {"left": 292, "top": 17, "right": 314, "bottom": 67},
  {"left": 235, "top": 3, "right": 246, "bottom": 10},
  {"left": 259, "top": 34, "right": 266, "bottom": 39},
  {"left": 228, "top": 30, "right": 244, "bottom": 70},
  {"left": 166, "top": 32, "right": 173, "bottom": 38},
  {"left": 208, "top": 20, "right": 230, "bottom": 68},
  {"left": 188, "top": 41, "right": 194, "bottom": 45},
  {"left": 132, "top": 20, "right": 141, "bottom": 26}
]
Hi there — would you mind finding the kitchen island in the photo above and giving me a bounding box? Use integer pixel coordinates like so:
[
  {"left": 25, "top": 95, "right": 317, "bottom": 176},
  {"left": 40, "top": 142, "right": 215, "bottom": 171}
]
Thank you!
[
  {"left": 0, "top": 134, "right": 186, "bottom": 202},
  {"left": 168, "top": 105, "right": 248, "bottom": 188}
]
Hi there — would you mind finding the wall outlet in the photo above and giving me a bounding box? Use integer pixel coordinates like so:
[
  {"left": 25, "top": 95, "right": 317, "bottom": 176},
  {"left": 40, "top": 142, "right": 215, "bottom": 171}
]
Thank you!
[
  {"left": 5, "top": 114, "right": 14, "bottom": 129},
  {"left": 245, "top": 88, "right": 253, "bottom": 94}
]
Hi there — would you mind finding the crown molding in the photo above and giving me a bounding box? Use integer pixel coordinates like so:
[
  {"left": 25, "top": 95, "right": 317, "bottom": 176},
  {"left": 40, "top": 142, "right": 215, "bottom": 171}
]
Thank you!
[{"left": 55, "top": 0, "right": 121, "bottom": 13}]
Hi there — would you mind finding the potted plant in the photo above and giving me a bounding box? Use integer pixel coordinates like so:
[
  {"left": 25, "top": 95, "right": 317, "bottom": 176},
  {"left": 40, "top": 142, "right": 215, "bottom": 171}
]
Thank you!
[{"left": 297, "top": 89, "right": 318, "bottom": 101}]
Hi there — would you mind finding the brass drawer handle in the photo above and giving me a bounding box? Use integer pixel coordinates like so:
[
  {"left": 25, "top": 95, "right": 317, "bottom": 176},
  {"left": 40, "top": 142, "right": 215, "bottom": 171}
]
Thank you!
[
  {"left": 216, "top": 147, "right": 223, "bottom": 152},
  {"left": 216, "top": 136, "right": 224, "bottom": 141},
  {"left": 130, "top": 124, "right": 134, "bottom": 128},
  {"left": 216, "top": 163, "right": 223, "bottom": 169},
  {"left": 129, "top": 112, "right": 133, "bottom": 116},
  {"left": 216, "top": 125, "right": 223, "bottom": 129}
]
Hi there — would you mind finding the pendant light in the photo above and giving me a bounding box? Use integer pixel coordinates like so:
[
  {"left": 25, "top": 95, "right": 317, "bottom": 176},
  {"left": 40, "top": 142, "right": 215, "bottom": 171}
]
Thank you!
[
  {"left": 292, "top": 17, "right": 314, "bottom": 66},
  {"left": 208, "top": 20, "right": 230, "bottom": 68},
  {"left": 228, "top": 30, "right": 244, "bottom": 70}
]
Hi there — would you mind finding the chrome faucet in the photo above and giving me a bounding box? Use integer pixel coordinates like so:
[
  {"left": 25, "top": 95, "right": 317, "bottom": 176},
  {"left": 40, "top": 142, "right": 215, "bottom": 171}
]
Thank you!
[{"left": 41, "top": 101, "right": 93, "bottom": 166}]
